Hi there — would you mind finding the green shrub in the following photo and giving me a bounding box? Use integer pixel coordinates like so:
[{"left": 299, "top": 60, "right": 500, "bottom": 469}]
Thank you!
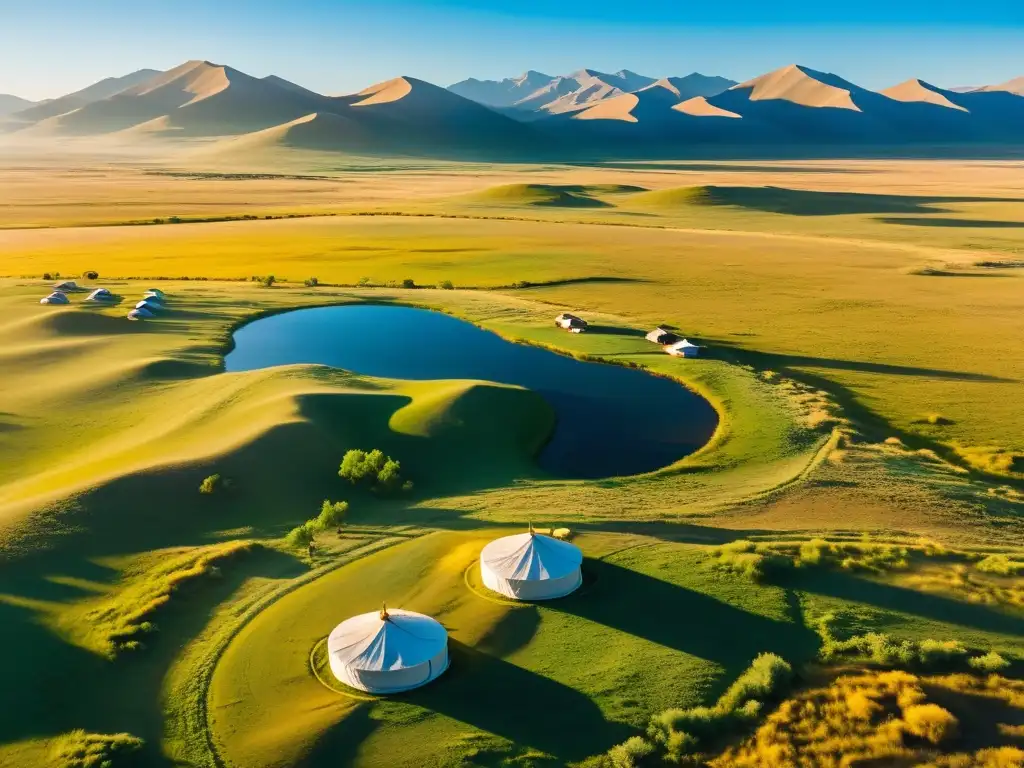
[
  {"left": 358, "top": 276, "right": 372, "bottom": 287},
  {"left": 607, "top": 736, "right": 655, "bottom": 768},
  {"left": 401, "top": 278, "right": 416, "bottom": 289},
  {"left": 711, "top": 541, "right": 790, "bottom": 583},
  {"left": 968, "top": 651, "right": 1010, "bottom": 672},
  {"left": 50, "top": 729, "right": 144, "bottom": 767},
  {"left": 439, "top": 279, "right": 455, "bottom": 290},
  {"left": 285, "top": 523, "right": 316, "bottom": 549},
  {"left": 304, "top": 277, "right": 319, "bottom": 287},
  {"left": 199, "top": 474, "right": 221, "bottom": 494},
  {"left": 718, "top": 653, "right": 794, "bottom": 712},
  {"left": 316, "top": 500, "right": 348, "bottom": 528},
  {"left": 339, "top": 448, "right": 408, "bottom": 492},
  {"left": 43, "top": 272, "right": 53, "bottom": 280},
  {"left": 258, "top": 275, "right": 276, "bottom": 288},
  {"left": 82, "top": 270, "right": 99, "bottom": 280}
]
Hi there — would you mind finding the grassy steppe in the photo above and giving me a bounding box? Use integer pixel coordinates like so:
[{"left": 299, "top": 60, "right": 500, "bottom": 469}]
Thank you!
[{"left": 0, "top": 156, "right": 1021, "bottom": 767}]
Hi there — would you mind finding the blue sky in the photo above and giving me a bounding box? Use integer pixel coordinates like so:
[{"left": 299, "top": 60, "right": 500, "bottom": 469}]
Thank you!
[{"left": 2, "top": 1, "right": 1023, "bottom": 99}]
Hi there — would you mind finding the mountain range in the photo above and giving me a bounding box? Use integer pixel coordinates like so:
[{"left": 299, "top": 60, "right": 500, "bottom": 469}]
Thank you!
[{"left": 2, "top": 61, "right": 1023, "bottom": 159}]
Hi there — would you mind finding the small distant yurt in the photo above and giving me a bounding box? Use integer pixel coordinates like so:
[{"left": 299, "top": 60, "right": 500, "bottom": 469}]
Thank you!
[
  {"left": 480, "top": 525, "right": 583, "bottom": 600},
  {"left": 666, "top": 339, "right": 700, "bottom": 358},
  {"left": 135, "top": 299, "right": 161, "bottom": 312},
  {"left": 85, "top": 288, "right": 113, "bottom": 302},
  {"left": 127, "top": 307, "right": 154, "bottom": 320},
  {"left": 646, "top": 327, "right": 678, "bottom": 345},
  {"left": 40, "top": 291, "right": 70, "bottom": 305},
  {"left": 327, "top": 605, "right": 449, "bottom": 694},
  {"left": 555, "top": 312, "right": 587, "bottom": 333},
  {"left": 53, "top": 280, "right": 78, "bottom": 291}
]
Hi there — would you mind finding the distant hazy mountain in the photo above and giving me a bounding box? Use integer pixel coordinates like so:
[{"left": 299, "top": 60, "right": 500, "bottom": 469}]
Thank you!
[
  {"left": 6, "top": 59, "right": 1024, "bottom": 158},
  {"left": 8, "top": 68, "right": 161, "bottom": 123},
  {"left": 449, "top": 68, "right": 736, "bottom": 116},
  {"left": 447, "top": 71, "right": 554, "bottom": 107},
  {"left": 974, "top": 76, "right": 1024, "bottom": 95},
  {"left": 0, "top": 94, "right": 35, "bottom": 117}
]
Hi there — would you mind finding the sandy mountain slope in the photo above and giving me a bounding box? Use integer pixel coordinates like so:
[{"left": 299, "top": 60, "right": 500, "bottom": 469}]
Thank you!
[
  {"left": 881, "top": 79, "right": 969, "bottom": 112},
  {"left": 28, "top": 60, "right": 329, "bottom": 137},
  {"left": 447, "top": 71, "right": 554, "bottom": 107},
  {"left": 212, "top": 76, "right": 544, "bottom": 158},
  {"left": 8, "top": 69, "right": 160, "bottom": 123},
  {"left": 975, "top": 76, "right": 1024, "bottom": 95}
]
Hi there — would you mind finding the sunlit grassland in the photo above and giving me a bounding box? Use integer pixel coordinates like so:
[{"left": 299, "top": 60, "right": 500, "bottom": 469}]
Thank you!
[
  {"left": 0, "top": 155, "right": 1021, "bottom": 767},
  {"left": 1, "top": 204, "right": 1021, "bottom": 459}
]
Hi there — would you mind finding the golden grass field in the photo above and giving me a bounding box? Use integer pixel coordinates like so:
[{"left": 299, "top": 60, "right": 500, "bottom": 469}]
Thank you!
[{"left": 0, "top": 151, "right": 1021, "bottom": 768}]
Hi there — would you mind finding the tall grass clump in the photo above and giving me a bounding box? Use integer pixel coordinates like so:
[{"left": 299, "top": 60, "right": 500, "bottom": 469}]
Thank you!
[
  {"left": 198, "top": 474, "right": 221, "bottom": 494},
  {"left": 709, "top": 540, "right": 791, "bottom": 583},
  {"left": 817, "top": 613, "right": 970, "bottom": 669},
  {"left": 976, "top": 554, "right": 1024, "bottom": 576},
  {"left": 967, "top": 651, "right": 1010, "bottom": 672},
  {"left": 50, "top": 730, "right": 144, "bottom": 767},
  {"left": 80, "top": 541, "right": 256, "bottom": 658}
]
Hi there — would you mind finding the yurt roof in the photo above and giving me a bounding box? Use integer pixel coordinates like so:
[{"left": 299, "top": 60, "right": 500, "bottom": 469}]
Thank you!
[
  {"left": 328, "top": 608, "right": 447, "bottom": 672},
  {"left": 669, "top": 339, "right": 699, "bottom": 350},
  {"left": 128, "top": 308, "right": 153, "bottom": 319},
  {"left": 42, "top": 292, "right": 70, "bottom": 303},
  {"left": 135, "top": 300, "right": 160, "bottom": 310},
  {"left": 481, "top": 531, "right": 582, "bottom": 582}
]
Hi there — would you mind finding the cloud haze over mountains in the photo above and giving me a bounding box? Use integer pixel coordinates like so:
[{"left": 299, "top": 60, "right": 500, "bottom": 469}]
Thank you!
[{"left": 2, "top": 59, "right": 1023, "bottom": 159}]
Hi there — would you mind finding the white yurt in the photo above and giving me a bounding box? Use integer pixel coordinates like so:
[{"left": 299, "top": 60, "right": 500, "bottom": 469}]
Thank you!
[
  {"left": 666, "top": 339, "right": 700, "bottom": 358},
  {"left": 85, "top": 288, "right": 113, "bottom": 302},
  {"left": 327, "top": 605, "right": 449, "bottom": 694},
  {"left": 480, "top": 525, "right": 583, "bottom": 600},
  {"left": 127, "top": 307, "right": 154, "bottom": 320},
  {"left": 53, "top": 280, "right": 78, "bottom": 292},
  {"left": 40, "top": 291, "right": 70, "bottom": 305},
  {"left": 144, "top": 288, "right": 165, "bottom": 299},
  {"left": 135, "top": 299, "right": 161, "bottom": 312}
]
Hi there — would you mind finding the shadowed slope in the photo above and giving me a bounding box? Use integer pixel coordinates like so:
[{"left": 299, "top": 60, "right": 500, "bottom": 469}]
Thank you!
[{"left": 6, "top": 69, "right": 161, "bottom": 124}]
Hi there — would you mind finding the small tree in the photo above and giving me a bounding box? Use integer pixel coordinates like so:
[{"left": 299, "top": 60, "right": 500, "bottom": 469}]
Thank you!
[
  {"left": 82, "top": 270, "right": 99, "bottom": 280},
  {"left": 439, "top": 279, "right": 454, "bottom": 290},
  {"left": 358, "top": 276, "right": 372, "bottom": 287},
  {"left": 401, "top": 278, "right": 416, "bottom": 289},
  {"left": 259, "top": 275, "right": 276, "bottom": 288},
  {"left": 286, "top": 522, "right": 315, "bottom": 548},
  {"left": 339, "top": 449, "right": 370, "bottom": 484},
  {"left": 377, "top": 459, "right": 402, "bottom": 490},
  {"left": 199, "top": 474, "right": 221, "bottom": 494},
  {"left": 304, "top": 277, "right": 319, "bottom": 287},
  {"left": 43, "top": 272, "right": 52, "bottom": 281},
  {"left": 316, "top": 499, "right": 348, "bottom": 528}
]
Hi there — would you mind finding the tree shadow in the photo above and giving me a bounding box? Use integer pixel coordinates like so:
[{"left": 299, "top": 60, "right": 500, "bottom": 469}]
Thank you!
[
  {"left": 406, "top": 640, "right": 634, "bottom": 761},
  {"left": 554, "top": 559, "right": 820, "bottom": 673},
  {"left": 792, "top": 570, "right": 1024, "bottom": 636}
]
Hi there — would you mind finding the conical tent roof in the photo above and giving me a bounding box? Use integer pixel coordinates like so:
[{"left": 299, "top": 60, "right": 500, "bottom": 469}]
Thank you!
[
  {"left": 480, "top": 531, "right": 582, "bottom": 582},
  {"left": 328, "top": 607, "right": 448, "bottom": 672}
]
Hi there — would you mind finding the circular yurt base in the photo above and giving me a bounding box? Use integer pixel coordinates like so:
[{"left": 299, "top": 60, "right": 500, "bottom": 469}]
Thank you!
[
  {"left": 310, "top": 638, "right": 381, "bottom": 700},
  {"left": 463, "top": 560, "right": 598, "bottom": 604}
]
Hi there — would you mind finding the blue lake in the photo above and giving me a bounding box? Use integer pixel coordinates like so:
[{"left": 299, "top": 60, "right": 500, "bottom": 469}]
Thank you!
[{"left": 224, "top": 304, "right": 718, "bottom": 479}]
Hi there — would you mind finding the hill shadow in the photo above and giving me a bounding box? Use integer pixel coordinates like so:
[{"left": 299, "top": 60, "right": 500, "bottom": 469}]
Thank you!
[
  {"left": 565, "top": 162, "right": 869, "bottom": 174},
  {"left": 793, "top": 570, "right": 1024, "bottom": 636},
  {"left": 298, "top": 703, "right": 378, "bottom": 768},
  {"left": 554, "top": 559, "right": 819, "bottom": 673},
  {"left": 405, "top": 640, "right": 633, "bottom": 761},
  {"left": 879, "top": 216, "right": 1024, "bottom": 228},
  {"left": 702, "top": 343, "right": 1017, "bottom": 383}
]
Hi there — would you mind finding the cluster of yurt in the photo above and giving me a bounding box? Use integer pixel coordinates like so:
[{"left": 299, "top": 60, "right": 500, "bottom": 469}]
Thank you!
[
  {"left": 39, "top": 281, "right": 118, "bottom": 306},
  {"left": 128, "top": 288, "right": 166, "bottom": 320},
  {"left": 39, "top": 279, "right": 80, "bottom": 305},
  {"left": 325, "top": 526, "right": 582, "bottom": 694}
]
